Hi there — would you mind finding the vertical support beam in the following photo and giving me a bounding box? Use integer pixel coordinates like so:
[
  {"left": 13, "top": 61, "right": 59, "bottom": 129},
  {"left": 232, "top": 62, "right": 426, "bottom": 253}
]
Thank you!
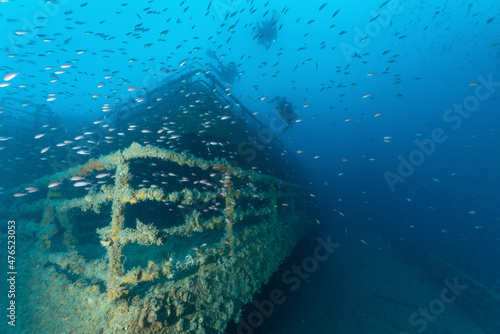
[
  {"left": 38, "top": 188, "right": 60, "bottom": 250},
  {"left": 57, "top": 210, "right": 77, "bottom": 252},
  {"left": 107, "top": 154, "right": 131, "bottom": 299},
  {"left": 269, "top": 182, "right": 278, "bottom": 224},
  {"left": 223, "top": 172, "right": 236, "bottom": 259}
]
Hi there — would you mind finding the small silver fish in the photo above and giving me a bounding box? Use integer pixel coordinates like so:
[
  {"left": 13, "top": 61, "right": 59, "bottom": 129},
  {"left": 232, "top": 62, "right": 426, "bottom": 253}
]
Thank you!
[{"left": 73, "top": 182, "right": 91, "bottom": 187}]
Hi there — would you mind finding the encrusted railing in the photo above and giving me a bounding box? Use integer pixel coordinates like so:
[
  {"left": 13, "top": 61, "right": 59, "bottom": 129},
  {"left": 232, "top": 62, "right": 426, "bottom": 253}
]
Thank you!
[{"left": 13, "top": 143, "right": 301, "bottom": 301}]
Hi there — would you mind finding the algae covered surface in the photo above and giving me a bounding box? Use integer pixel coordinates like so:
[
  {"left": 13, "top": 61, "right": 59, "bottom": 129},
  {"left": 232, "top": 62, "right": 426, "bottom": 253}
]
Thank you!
[{"left": 11, "top": 140, "right": 315, "bottom": 333}]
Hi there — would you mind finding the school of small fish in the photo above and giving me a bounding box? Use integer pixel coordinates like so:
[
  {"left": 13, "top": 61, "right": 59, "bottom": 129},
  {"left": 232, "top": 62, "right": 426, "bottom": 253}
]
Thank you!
[{"left": 0, "top": 0, "right": 497, "bottom": 247}]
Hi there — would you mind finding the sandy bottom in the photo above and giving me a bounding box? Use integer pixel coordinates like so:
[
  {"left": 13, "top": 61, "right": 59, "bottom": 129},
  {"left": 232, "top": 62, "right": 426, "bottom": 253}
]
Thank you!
[{"left": 228, "top": 233, "right": 489, "bottom": 334}]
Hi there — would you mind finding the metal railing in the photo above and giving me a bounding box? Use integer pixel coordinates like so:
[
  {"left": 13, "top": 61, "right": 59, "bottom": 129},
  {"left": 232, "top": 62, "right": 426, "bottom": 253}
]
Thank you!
[{"left": 13, "top": 142, "right": 314, "bottom": 333}]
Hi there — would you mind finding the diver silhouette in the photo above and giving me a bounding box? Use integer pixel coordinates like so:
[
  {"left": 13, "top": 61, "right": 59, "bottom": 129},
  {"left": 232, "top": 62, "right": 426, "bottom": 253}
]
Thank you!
[
  {"left": 269, "top": 96, "right": 298, "bottom": 130},
  {"left": 206, "top": 49, "right": 240, "bottom": 84},
  {"left": 253, "top": 11, "right": 279, "bottom": 49}
]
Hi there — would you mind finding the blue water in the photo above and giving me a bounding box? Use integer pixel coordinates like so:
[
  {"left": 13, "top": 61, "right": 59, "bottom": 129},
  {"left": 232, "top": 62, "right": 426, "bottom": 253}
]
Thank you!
[{"left": 1, "top": 0, "right": 499, "bottom": 333}]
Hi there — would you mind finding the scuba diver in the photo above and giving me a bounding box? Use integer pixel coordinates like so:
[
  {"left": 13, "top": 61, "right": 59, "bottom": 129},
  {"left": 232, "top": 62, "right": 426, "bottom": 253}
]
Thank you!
[
  {"left": 206, "top": 49, "right": 240, "bottom": 84},
  {"left": 268, "top": 96, "right": 298, "bottom": 130},
  {"left": 253, "top": 11, "right": 279, "bottom": 49}
]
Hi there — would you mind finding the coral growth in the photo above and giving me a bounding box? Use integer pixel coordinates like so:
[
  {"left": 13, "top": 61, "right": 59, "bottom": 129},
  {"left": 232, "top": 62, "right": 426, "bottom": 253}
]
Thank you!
[
  {"left": 13, "top": 142, "right": 315, "bottom": 333},
  {"left": 79, "top": 159, "right": 105, "bottom": 176}
]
